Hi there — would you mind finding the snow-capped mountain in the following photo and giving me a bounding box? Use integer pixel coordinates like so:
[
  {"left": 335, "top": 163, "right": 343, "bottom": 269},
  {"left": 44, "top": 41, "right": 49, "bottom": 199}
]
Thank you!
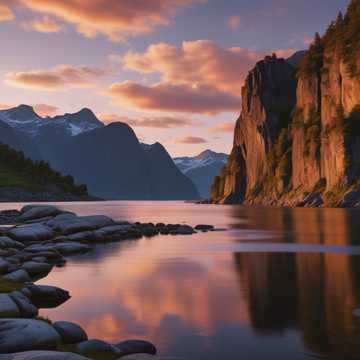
[
  {"left": 174, "top": 150, "right": 228, "bottom": 198},
  {"left": 0, "top": 105, "right": 103, "bottom": 138},
  {"left": 174, "top": 149, "right": 228, "bottom": 173}
]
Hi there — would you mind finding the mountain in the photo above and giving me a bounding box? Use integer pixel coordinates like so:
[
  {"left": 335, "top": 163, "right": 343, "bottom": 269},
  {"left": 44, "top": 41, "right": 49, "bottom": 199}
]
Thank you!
[
  {"left": 211, "top": 0, "right": 360, "bottom": 207},
  {"left": 174, "top": 150, "right": 228, "bottom": 198},
  {"left": 0, "top": 142, "right": 90, "bottom": 202},
  {"left": 0, "top": 106, "right": 199, "bottom": 200}
]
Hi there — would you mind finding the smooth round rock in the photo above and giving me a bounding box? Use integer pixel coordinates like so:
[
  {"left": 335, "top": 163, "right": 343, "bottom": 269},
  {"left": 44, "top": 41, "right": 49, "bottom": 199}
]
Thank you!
[
  {"left": 21, "top": 261, "right": 53, "bottom": 277},
  {"left": 115, "top": 340, "right": 157, "bottom": 356},
  {"left": 9, "top": 291, "right": 38, "bottom": 318},
  {"left": 0, "top": 319, "right": 61, "bottom": 353},
  {"left": 3, "top": 269, "right": 31, "bottom": 283},
  {"left": 0, "top": 351, "right": 91, "bottom": 360},
  {"left": 53, "top": 321, "right": 88, "bottom": 344},
  {"left": 8, "top": 224, "right": 54, "bottom": 242},
  {"left": 26, "top": 285, "right": 70, "bottom": 308},
  {"left": 0, "top": 294, "right": 20, "bottom": 318},
  {"left": 75, "top": 339, "right": 120, "bottom": 357},
  {"left": 19, "top": 206, "right": 62, "bottom": 222}
]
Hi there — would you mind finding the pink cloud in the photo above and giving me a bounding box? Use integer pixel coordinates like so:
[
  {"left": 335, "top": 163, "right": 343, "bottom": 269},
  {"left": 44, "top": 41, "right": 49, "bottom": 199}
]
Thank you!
[
  {"left": 210, "top": 122, "right": 235, "bottom": 133},
  {"left": 6, "top": 65, "right": 108, "bottom": 90},
  {"left": 104, "top": 81, "right": 240, "bottom": 115},
  {"left": 227, "top": 15, "right": 241, "bottom": 30},
  {"left": 0, "top": 4, "right": 14, "bottom": 21},
  {"left": 22, "top": 16, "right": 63, "bottom": 33},
  {"left": 174, "top": 136, "right": 208, "bottom": 144},
  {"left": 18, "top": 0, "right": 206, "bottom": 41}
]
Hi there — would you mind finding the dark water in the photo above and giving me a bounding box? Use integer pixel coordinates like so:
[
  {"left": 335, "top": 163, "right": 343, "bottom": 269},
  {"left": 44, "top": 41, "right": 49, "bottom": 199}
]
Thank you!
[{"left": 4, "top": 201, "right": 360, "bottom": 360}]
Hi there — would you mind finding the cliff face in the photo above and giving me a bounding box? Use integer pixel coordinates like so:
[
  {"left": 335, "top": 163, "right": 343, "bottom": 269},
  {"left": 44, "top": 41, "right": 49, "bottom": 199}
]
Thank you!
[{"left": 212, "top": 1, "right": 360, "bottom": 207}]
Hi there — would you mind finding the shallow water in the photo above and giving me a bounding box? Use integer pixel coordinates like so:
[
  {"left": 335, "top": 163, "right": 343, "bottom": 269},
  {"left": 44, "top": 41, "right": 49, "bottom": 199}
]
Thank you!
[{"left": 3, "top": 201, "right": 360, "bottom": 360}]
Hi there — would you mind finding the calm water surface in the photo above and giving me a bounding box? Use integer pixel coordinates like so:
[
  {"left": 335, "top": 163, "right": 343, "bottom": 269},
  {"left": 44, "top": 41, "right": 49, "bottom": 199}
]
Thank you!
[{"left": 3, "top": 201, "right": 360, "bottom": 360}]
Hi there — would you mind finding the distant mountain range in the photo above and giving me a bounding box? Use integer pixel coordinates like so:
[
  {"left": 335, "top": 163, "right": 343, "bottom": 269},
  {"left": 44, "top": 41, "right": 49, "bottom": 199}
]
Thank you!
[
  {"left": 174, "top": 150, "right": 228, "bottom": 198},
  {"left": 0, "top": 105, "right": 199, "bottom": 200}
]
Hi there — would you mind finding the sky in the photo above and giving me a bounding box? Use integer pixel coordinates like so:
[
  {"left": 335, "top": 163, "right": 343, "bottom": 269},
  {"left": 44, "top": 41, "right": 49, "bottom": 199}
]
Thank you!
[{"left": 0, "top": 0, "right": 350, "bottom": 157}]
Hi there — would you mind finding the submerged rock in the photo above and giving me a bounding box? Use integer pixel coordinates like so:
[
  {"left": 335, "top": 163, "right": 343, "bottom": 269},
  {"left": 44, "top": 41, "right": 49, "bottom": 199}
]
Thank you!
[
  {"left": 195, "top": 224, "right": 214, "bottom": 231},
  {"left": 0, "top": 319, "right": 61, "bottom": 353},
  {"left": 53, "top": 321, "right": 88, "bottom": 344},
  {"left": 75, "top": 339, "right": 120, "bottom": 357}
]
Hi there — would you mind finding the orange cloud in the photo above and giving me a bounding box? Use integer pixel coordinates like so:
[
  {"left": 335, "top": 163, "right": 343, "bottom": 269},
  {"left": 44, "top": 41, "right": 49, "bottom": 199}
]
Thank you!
[
  {"left": 210, "top": 122, "right": 235, "bottom": 133},
  {"left": 122, "top": 41, "right": 299, "bottom": 96},
  {"left": 19, "top": 0, "right": 206, "bottom": 41},
  {"left": 175, "top": 136, "right": 208, "bottom": 144},
  {"left": 104, "top": 81, "right": 240, "bottom": 115},
  {"left": 98, "top": 113, "right": 197, "bottom": 128},
  {"left": 227, "top": 15, "right": 241, "bottom": 30},
  {"left": 22, "top": 16, "right": 63, "bottom": 33},
  {"left": 122, "top": 40, "right": 261, "bottom": 96},
  {"left": 0, "top": 4, "right": 14, "bottom": 21},
  {"left": 6, "top": 65, "right": 108, "bottom": 90}
]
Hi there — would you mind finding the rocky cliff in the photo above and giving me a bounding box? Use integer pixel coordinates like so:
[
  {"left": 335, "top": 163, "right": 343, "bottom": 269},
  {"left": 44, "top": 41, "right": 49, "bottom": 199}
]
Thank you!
[{"left": 212, "top": 0, "right": 360, "bottom": 207}]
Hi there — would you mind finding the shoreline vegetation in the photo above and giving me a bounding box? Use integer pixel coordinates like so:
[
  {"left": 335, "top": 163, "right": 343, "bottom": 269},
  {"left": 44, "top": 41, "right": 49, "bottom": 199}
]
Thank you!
[{"left": 0, "top": 204, "right": 218, "bottom": 360}]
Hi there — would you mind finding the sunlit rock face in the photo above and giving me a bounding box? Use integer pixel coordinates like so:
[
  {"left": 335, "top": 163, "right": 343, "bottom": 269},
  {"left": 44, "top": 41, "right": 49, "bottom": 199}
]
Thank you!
[{"left": 212, "top": 2, "right": 360, "bottom": 207}]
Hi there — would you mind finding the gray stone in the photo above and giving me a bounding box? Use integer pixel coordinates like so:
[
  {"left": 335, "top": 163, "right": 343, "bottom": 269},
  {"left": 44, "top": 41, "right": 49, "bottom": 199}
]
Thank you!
[
  {"left": 173, "top": 225, "right": 195, "bottom": 235},
  {"left": 49, "top": 219, "right": 93, "bottom": 235},
  {"left": 0, "top": 237, "right": 24, "bottom": 249},
  {"left": 115, "top": 340, "right": 157, "bottom": 356},
  {"left": 25, "top": 243, "right": 90, "bottom": 256},
  {"left": 0, "top": 294, "right": 20, "bottom": 318},
  {"left": 9, "top": 291, "right": 38, "bottom": 318},
  {"left": 21, "top": 261, "right": 53, "bottom": 277},
  {"left": 8, "top": 224, "right": 54, "bottom": 242},
  {"left": 26, "top": 285, "right": 70, "bottom": 308},
  {"left": 0, "top": 259, "right": 11, "bottom": 274},
  {"left": 79, "top": 215, "right": 114, "bottom": 229},
  {"left": 75, "top": 339, "right": 120, "bottom": 357},
  {"left": 53, "top": 321, "right": 88, "bottom": 344},
  {"left": 0, "top": 319, "right": 61, "bottom": 352},
  {"left": 3, "top": 269, "right": 31, "bottom": 283},
  {"left": 67, "top": 231, "right": 94, "bottom": 242},
  {"left": 0, "top": 351, "right": 91, "bottom": 360},
  {"left": 19, "top": 206, "right": 62, "bottom": 222}
]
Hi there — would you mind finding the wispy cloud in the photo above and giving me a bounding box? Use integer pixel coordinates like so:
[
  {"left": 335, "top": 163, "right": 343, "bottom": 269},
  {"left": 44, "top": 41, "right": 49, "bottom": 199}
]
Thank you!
[
  {"left": 22, "top": 16, "right": 63, "bottom": 33},
  {"left": 209, "top": 122, "right": 235, "bottom": 133},
  {"left": 174, "top": 136, "right": 208, "bottom": 144}
]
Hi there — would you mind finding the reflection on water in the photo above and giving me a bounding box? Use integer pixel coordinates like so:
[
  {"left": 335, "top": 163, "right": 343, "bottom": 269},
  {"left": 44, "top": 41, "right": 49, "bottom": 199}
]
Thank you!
[{"left": 2, "top": 202, "right": 360, "bottom": 359}]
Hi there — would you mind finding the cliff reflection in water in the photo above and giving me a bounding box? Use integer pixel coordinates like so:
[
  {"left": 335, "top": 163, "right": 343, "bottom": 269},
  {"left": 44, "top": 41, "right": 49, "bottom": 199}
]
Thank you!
[
  {"left": 38, "top": 204, "right": 360, "bottom": 359},
  {"left": 233, "top": 207, "right": 360, "bottom": 359}
]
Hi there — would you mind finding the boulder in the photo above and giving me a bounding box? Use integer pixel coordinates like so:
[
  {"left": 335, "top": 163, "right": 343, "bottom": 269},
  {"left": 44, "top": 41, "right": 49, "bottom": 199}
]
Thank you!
[
  {"left": 0, "top": 294, "right": 20, "bottom": 318},
  {"left": 53, "top": 321, "right": 88, "bottom": 344},
  {"left": 19, "top": 206, "right": 62, "bottom": 222},
  {"left": 67, "top": 232, "right": 94, "bottom": 242},
  {"left": 26, "top": 285, "right": 70, "bottom": 308},
  {"left": 8, "top": 224, "right": 54, "bottom": 242},
  {"left": 0, "top": 351, "right": 91, "bottom": 360},
  {"left": 0, "top": 319, "right": 61, "bottom": 353},
  {"left": 46, "top": 214, "right": 77, "bottom": 227},
  {"left": 25, "top": 243, "right": 90, "bottom": 256},
  {"left": 3, "top": 269, "right": 31, "bottom": 283},
  {"left": 9, "top": 291, "right": 38, "bottom": 318},
  {"left": 172, "top": 225, "right": 195, "bottom": 235},
  {"left": 115, "top": 340, "right": 157, "bottom": 356},
  {"left": 79, "top": 216, "right": 114, "bottom": 229},
  {"left": 75, "top": 339, "right": 120, "bottom": 357},
  {"left": 21, "top": 261, "right": 53, "bottom": 277}
]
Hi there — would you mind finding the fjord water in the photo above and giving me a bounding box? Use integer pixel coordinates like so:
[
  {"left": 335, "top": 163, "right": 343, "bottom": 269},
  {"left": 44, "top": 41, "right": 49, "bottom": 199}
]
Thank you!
[{"left": 4, "top": 201, "right": 360, "bottom": 360}]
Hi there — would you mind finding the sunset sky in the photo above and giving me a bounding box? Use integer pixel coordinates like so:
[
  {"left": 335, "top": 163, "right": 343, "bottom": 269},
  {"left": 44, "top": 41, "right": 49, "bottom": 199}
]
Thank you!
[{"left": 0, "top": 0, "right": 349, "bottom": 156}]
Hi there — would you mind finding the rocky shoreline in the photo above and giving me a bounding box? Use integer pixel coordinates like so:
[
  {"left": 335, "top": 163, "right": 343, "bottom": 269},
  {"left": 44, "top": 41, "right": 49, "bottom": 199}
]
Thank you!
[{"left": 0, "top": 205, "right": 217, "bottom": 359}]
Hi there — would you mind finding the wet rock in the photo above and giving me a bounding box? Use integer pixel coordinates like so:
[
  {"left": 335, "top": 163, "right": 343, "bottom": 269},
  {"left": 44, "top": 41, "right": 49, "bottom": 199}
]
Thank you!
[
  {"left": 0, "top": 237, "right": 24, "bottom": 249},
  {"left": 115, "top": 340, "right": 157, "bottom": 356},
  {"left": 25, "top": 243, "right": 90, "bottom": 256},
  {"left": 9, "top": 291, "right": 38, "bottom": 318},
  {"left": 0, "top": 259, "right": 11, "bottom": 274},
  {"left": 67, "top": 231, "right": 94, "bottom": 242},
  {"left": 195, "top": 224, "right": 214, "bottom": 231},
  {"left": 0, "top": 351, "right": 91, "bottom": 360},
  {"left": 53, "top": 321, "right": 88, "bottom": 344},
  {"left": 3, "top": 269, "right": 31, "bottom": 283},
  {"left": 8, "top": 224, "right": 54, "bottom": 242},
  {"left": 172, "top": 225, "right": 195, "bottom": 235},
  {"left": 79, "top": 215, "right": 114, "bottom": 229},
  {"left": 19, "top": 206, "right": 62, "bottom": 222},
  {"left": 21, "top": 261, "right": 53, "bottom": 277},
  {"left": 75, "top": 339, "right": 120, "bottom": 357},
  {"left": 26, "top": 285, "right": 70, "bottom": 308},
  {"left": 0, "top": 319, "right": 61, "bottom": 352},
  {"left": 0, "top": 294, "right": 20, "bottom": 318}
]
